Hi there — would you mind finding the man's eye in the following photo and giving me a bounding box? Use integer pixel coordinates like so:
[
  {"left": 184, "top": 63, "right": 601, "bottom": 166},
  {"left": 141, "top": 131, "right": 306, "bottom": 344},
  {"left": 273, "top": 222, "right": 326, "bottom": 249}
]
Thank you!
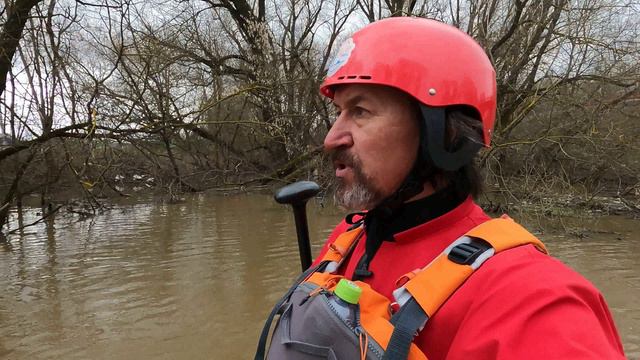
[{"left": 352, "top": 107, "right": 367, "bottom": 117}]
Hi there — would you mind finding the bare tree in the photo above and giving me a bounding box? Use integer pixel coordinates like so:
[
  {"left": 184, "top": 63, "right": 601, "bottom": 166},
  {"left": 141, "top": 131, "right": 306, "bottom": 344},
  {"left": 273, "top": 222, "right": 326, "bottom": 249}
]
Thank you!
[
  {"left": 0, "top": 0, "right": 43, "bottom": 97},
  {"left": 2, "top": 0, "right": 639, "bottom": 232}
]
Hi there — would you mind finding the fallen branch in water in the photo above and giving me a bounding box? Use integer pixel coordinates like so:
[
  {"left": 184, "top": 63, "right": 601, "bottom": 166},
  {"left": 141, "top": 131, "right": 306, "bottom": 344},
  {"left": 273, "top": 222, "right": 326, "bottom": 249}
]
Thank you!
[
  {"left": 7, "top": 205, "right": 63, "bottom": 235},
  {"left": 618, "top": 196, "right": 640, "bottom": 213}
]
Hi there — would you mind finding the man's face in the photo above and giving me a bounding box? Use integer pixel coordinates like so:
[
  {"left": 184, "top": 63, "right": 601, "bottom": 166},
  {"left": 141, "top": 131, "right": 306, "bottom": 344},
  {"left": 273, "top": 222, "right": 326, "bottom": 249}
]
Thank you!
[{"left": 324, "top": 84, "right": 420, "bottom": 210}]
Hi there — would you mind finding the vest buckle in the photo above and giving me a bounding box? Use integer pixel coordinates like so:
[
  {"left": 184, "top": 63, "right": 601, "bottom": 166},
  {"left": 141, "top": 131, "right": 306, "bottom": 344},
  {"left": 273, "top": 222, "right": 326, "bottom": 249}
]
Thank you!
[{"left": 448, "top": 240, "right": 492, "bottom": 265}]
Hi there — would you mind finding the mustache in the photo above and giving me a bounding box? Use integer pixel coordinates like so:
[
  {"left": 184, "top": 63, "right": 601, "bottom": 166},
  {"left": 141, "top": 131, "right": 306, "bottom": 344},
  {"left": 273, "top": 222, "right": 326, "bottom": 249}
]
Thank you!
[{"left": 330, "top": 149, "right": 357, "bottom": 167}]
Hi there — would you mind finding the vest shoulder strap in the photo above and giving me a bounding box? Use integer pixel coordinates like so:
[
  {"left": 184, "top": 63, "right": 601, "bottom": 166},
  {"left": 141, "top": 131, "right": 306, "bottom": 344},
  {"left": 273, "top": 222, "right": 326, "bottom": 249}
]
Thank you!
[
  {"left": 383, "top": 217, "right": 547, "bottom": 360},
  {"left": 465, "top": 216, "right": 547, "bottom": 253},
  {"left": 318, "top": 225, "right": 364, "bottom": 268},
  {"left": 405, "top": 216, "right": 547, "bottom": 317}
]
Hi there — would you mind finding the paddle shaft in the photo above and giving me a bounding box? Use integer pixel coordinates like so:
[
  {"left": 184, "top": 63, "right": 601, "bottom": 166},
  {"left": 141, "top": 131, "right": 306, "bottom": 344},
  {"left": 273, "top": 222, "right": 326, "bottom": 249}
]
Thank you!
[
  {"left": 292, "top": 203, "right": 312, "bottom": 270},
  {"left": 274, "top": 181, "right": 320, "bottom": 271}
]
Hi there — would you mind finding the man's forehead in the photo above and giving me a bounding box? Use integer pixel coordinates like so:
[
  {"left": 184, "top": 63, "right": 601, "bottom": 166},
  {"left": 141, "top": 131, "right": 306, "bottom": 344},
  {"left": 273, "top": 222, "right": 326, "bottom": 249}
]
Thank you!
[
  {"left": 332, "top": 84, "right": 409, "bottom": 107},
  {"left": 332, "top": 84, "right": 378, "bottom": 105}
]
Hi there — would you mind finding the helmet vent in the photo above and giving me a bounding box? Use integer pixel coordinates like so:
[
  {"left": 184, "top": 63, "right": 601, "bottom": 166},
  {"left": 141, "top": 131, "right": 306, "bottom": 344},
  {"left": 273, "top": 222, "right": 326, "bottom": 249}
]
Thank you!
[{"left": 335, "top": 75, "right": 372, "bottom": 80}]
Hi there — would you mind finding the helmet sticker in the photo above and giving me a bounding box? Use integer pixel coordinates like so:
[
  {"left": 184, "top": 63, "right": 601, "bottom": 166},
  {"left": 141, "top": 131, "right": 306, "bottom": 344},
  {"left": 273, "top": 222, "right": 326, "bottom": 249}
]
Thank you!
[{"left": 326, "top": 38, "right": 355, "bottom": 77}]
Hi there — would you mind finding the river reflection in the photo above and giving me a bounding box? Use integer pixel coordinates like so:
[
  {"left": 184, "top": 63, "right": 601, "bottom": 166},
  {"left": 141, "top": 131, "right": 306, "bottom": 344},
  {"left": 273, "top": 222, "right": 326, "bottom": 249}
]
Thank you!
[{"left": 0, "top": 193, "right": 638, "bottom": 359}]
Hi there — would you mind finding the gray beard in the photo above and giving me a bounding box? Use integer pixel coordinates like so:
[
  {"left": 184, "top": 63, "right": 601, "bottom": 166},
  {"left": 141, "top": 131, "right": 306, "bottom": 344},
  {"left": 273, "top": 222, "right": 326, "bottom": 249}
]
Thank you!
[
  {"left": 333, "top": 164, "right": 388, "bottom": 210},
  {"left": 330, "top": 150, "right": 385, "bottom": 211},
  {"left": 334, "top": 180, "right": 379, "bottom": 210}
]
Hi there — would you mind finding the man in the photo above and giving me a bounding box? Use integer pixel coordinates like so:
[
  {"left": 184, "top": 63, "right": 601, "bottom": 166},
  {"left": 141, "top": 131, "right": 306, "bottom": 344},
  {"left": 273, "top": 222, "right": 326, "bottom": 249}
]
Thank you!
[{"left": 258, "top": 17, "right": 625, "bottom": 359}]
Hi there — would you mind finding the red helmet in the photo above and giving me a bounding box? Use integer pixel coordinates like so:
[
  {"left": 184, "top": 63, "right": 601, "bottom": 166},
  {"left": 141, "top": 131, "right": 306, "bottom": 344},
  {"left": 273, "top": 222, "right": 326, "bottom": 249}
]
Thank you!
[{"left": 320, "top": 17, "right": 496, "bottom": 147}]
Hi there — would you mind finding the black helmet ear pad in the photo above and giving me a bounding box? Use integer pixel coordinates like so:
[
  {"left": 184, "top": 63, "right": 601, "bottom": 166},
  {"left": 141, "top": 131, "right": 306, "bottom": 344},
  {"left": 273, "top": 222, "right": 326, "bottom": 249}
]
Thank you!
[{"left": 419, "top": 105, "right": 483, "bottom": 172}]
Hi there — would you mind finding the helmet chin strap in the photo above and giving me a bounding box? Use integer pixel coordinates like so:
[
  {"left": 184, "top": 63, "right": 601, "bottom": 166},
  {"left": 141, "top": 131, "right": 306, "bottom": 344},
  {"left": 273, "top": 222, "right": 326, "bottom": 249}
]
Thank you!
[
  {"left": 351, "top": 164, "right": 425, "bottom": 281},
  {"left": 351, "top": 140, "right": 429, "bottom": 281},
  {"left": 368, "top": 164, "right": 425, "bottom": 217}
]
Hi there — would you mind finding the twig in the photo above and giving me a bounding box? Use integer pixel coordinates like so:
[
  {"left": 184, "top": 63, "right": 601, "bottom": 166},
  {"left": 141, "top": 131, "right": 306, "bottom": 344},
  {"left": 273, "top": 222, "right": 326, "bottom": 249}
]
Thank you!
[
  {"left": 66, "top": 208, "right": 95, "bottom": 217},
  {"left": 618, "top": 196, "right": 640, "bottom": 213},
  {"left": 7, "top": 205, "right": 63, "bottom": 235}
]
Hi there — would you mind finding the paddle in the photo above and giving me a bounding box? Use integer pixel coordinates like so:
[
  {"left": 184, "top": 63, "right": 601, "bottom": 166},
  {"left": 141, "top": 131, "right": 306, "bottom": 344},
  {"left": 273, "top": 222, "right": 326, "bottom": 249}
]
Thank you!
[{"left": 274, "top": 181, "right": 320, "bottom": 271}]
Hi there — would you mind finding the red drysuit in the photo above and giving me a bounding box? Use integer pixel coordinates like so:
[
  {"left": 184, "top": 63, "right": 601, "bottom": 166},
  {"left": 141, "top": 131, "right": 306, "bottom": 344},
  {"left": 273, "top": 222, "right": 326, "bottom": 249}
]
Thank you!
[{"left": 315, "top": 197, "right": 625, "bottom": 359}]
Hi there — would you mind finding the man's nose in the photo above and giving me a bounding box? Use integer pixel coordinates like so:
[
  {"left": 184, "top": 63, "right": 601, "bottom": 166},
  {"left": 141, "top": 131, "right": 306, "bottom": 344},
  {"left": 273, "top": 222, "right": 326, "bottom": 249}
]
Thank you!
[{"left": 323, "top": 117, "right": 353, "bottom": 152}]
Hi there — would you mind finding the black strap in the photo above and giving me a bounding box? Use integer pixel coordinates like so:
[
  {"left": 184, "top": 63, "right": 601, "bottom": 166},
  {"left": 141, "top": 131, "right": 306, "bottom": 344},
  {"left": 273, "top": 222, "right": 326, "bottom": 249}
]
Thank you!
[
  {"left": 352, "top": 187, "right": 466, "bottom": 282},
  {"left": 352, "top": 253, "right": 374, "bottom": 281},
  {"left": 345, "top": 212, "right": 366, "bottom": 227},
  {"left": 254, "top": 262, "right": 324, "bottom": 360},
  {"left": 420, "top": 105, "right": 482, "bottom": 171},
  {"left": 383, "top": 299, "right": 429, "bottom": 360}
]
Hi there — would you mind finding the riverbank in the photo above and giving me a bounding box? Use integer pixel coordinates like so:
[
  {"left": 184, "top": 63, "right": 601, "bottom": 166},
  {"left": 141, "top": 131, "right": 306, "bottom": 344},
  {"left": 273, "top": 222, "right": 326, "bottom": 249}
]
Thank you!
[{"left": 0, "top": 179, "right": 640, "bottom": 242}]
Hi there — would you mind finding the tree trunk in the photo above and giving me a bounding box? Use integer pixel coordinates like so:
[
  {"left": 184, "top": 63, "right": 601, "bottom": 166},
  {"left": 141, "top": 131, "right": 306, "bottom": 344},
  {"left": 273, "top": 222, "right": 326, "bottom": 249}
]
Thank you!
[
  {"left": 0, "top": 0, "right": 43, "bottom": 97},
  {"left": 0, "top": 150, "right": 35, "bottom": 231}
]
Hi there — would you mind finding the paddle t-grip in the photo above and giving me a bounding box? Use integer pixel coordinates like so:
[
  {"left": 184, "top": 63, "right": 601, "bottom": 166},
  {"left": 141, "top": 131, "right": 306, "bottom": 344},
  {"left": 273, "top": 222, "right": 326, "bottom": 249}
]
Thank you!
[{"left": 274, "top": 181, "right": 320, "bottom": 271}]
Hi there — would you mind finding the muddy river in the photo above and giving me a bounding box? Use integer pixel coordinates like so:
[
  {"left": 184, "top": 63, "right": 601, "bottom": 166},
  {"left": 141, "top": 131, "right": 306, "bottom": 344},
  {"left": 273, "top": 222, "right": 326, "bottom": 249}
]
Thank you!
[{"left": 0, "top": 193, "right": 638, "bottom": 358}]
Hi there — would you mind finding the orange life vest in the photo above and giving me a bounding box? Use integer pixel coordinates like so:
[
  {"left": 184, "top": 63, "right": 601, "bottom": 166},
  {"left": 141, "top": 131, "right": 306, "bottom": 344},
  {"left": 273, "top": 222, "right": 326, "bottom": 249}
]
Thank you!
[{"left": 256, "top": 216, "right": 547, "bottom": 360}]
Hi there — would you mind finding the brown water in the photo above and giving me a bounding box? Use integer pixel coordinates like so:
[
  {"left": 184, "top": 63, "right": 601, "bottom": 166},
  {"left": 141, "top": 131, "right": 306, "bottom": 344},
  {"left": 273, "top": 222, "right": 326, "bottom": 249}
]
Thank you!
[{"left": 0, "top": 193, "right": 638, "bottom": 359}]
